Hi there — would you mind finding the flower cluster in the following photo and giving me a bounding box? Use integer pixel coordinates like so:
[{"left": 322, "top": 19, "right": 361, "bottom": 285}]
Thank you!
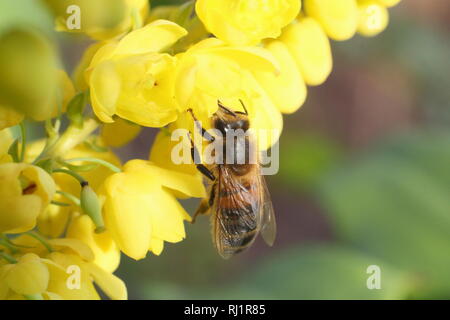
[{"left": 0, "top": 0, "right": 400, "bottom": 299}]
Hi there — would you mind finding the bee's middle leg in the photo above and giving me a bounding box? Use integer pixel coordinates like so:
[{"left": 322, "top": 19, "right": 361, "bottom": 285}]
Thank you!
[{"left": 192, "top": 182, "right": 216, "bottom": 224}]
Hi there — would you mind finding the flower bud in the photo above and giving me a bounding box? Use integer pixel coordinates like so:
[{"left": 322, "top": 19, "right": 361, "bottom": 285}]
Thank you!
[
  {"left": 357, "top": 0, "right": 389, "bottom": 37},
  {"left": 80, "top": 182, "right": 105, "bottom": 233}
]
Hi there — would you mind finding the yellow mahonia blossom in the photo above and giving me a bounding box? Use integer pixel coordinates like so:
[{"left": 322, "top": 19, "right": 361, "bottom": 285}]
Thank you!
[
  {"left": 0, "top": 29, "right": 59, "bottom": 121},
  {"left": 44, "top": 0, "right": 149, "bottom": 40},
  {"left": 0, "top": 106, "right": 23, "bottom": 131},
  {"left": 174, "top": 38, "right": 282, "bottom": 150},
  {"left": 280, "top": 17, "right": 333, "bottom": 86},
  {"left": 1, "top": 237, "right": 127, "bottom": 300},
  {"left": 24, "top": 139, "right": 121, "bottom": 238},
  {"left": 255, "top": 40, "right": 307, "bottom": 114},
  {"left": 357, "top": 0, "right": 389, "bottom": 37},
  {"left": 0, "top": 129, "right": 13, "bottom": 163},
  {"left": 196, "top": 0, "right": 301, "bottom": 45},
  {"left": 100, "top": 160, "right": 206, "bottom": 260},
  {"left": 101, "top": 117, "right": 142, "bottom": 148},
  {"left": 67, "top": 214, "right": 121, "bottom": 273},
  {"left": 87, "top": 20, "right": 187, "bottom": 127},
  {"left": 0, "top": 163, "right": 55, "bottom": 234},
  {"left": 376, "top": 0, "right": 401, "bottom": 7},
  {"left": 304, "top": 0, "right": 359, "bottom": 41}
]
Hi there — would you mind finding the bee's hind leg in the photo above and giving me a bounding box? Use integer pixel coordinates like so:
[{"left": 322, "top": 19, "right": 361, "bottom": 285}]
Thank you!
[
  {"left": 191, "top": 199, "right": 210, "bottom": 224},
  {"left": 191, "top": 182, "right": 216, "bottom": 224}
]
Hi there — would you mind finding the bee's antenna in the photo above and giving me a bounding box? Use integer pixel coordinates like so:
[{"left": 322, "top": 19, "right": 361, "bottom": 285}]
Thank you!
[
  {"left": 217, "top": 100, "right": 236, "bottom": 117},
  {"left": 238, "top": 99, "right": 248, "bottom": 115}
]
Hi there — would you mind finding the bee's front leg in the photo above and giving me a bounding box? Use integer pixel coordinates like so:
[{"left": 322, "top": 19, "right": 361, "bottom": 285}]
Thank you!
[{"left": 187, "top": 133, "right": 216, "bottom": 181}]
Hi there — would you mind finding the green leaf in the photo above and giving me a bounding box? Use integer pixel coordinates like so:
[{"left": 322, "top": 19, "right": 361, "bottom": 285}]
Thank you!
[{"left": 316, "top": 130, "right": 450, "bottom": 298}]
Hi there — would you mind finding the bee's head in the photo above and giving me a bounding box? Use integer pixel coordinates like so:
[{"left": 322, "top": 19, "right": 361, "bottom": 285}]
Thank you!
[
  {"left": 213, "top": 101, "right": 250, "bottom": 135},
  {"left": 214, "top": 115, "right": 249, "bottom": 135}
]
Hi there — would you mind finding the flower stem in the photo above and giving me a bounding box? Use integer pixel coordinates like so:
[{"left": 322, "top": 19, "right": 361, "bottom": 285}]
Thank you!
[
  {"left": 37, "top": 118, "right": 99, "bottom": 162},
  {"left": 19, "top": 122, "right": 26, "bottom": 162},
  {"left": 24, "top": 294, "right": 44, "bottom": 300},
  {"left": 64, "top": 157, "right": 121, "bottom": 173},
  {"left": 53, "top": 168, "right": 87, "bottom": 185},
  {"left": 56, "top": 190, "right": 81, "bottom": 206},
  {"left": 0, "top": 251, "right": 18, "bottom": 263},
  {"left": 25, "top": 231, "right": 54, "bottom": 253}
]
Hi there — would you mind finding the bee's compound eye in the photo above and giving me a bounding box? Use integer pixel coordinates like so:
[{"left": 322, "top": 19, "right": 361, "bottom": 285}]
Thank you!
[{"left": 214, "top": 118, "right": 228, "bottom": 135}]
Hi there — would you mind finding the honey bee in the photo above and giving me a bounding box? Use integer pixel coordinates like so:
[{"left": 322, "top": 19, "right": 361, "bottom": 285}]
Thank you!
[{"left": 187, "top": 100, "right": 276, "bottom": 259}]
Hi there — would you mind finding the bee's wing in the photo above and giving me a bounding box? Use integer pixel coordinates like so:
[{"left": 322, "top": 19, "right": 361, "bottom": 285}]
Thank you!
[
  {"left": 212, "top": 166, "right": 259, "bottom": 259},
  {"left": 258, "top": 173, "right": 276, "bottom": 246}
]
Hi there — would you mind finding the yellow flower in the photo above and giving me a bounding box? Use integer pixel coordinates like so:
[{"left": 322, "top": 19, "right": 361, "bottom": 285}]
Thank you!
[
  {"left": 45, "top": 0, "right": 149, "bottom": 40},
  {"left": 195, "top": 0, "right": 301, "bottom": 45},
  {"left": 0, "top": 163, "right": 56, "bottom": 234},
  {"left": 0, "top": 128, "right": 13, "bottom": 163},
  {"left": 2, "top": 253, "right": 49, "bottom": 297},
  {"left": 0, "top": 28, "right": 59, "bottom": 121},
  {"left": 304, "top": 0, "right": 358, "bottom": 41},
  {"left": 0, "top": 105, "right": 23, "bottom": 130},
  {"left": 149, "top": 126, "right": 200, "bottom": 178},
  {"left": 5, "top": 237, "right": 126, "bottom": 300},
  {"left": 254, "top": 40, "right": 307, "bottom": 114},
  {"left": 376, "top": 0, "right": 401, "bottom": 7},
  {"left": 87, "top": 20, "right": 187, "bottom": 127},
  {"left": 25, "top": 139, "right": 121, "bottom": 237},
  {"left": 101, "top": 117, "right": 141, "bottom": 148},
  {"left": 174, "top": 38, "right": 282, "bottom": 150},
  {"left": 73, "top": 42, "right": 104, "bottom": 91},
  {"left": 357, "top": 0, "right": 389, "bottom": 37},
  {"left": 280, "top": 17, "right": 333, "bottom": 86},
  {"left": 67, "top": 214, "right": 121, "bottom": 273},
  {"left": 100, "top": 160, "right": 206, "bottom": 260}
]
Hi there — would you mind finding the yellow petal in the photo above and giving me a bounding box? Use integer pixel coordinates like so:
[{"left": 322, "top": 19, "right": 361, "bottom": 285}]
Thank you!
[
  {"left": 124, "top": 160, "right": 206, "bottom": 198},
  {"left": 86, "top": 262, "right": 127, "bottom": 300},
  {"left": 67, "top": 215, "right": 121, "bottom": 272},
  {"left": 304, "top": 0, "right": 358, "bottom": 41},
  {"left": 4, "top": 253, "right": 49, "bottom": 295},
  {"left": 280, "top": 17, "right": 333, "bottom": 86},
  {"left": 357, "top": 0, "right": 389, "bottom": 37},
  {"left": 48, "top": 238, "right": 95, "bottom": 262},
  {"left": 113, "top": 19, "right": 187, "bottom": 56},
  {"left": 376, "top": 0, "right": 401, "bottom": 7},
  {"left": 196, "top": 0, "right": 301, "bottom": 45},
  {"left": 101, "top": 118, "right": 141, "bottom": 148},
  {"left": 46, "top": 252, "right": 100, "bottom": 300},
  {"left": 90, "top": 60, "right": 121, "bottom": 123},
  {"left": 255, "top": 40, "right": 307, "bottom": 114},
  {"left": 0, "top": 105, "right": 23, "bottom": 130}
]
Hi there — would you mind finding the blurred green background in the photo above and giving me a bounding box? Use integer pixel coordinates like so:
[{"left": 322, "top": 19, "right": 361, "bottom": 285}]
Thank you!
[
  {"left": 113, "top": 0, "right": 450, "bottom": 300},
  {"left": 6, "top": 0, "right": 450, "bottom": 299}
]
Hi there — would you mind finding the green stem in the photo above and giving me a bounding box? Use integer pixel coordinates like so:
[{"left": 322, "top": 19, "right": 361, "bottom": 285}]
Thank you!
[
  {"left": 25, "top": 232, "right": 53, "bottom": 253},
  {"left": 24, "top": 294, "right": 44, "bottom": 300},
  {"left": 0, "top": 235, "right": 19, "bottom": 254},
  {"left": 19, "top": 122, "right": 26, "bottom": 162},
  {"left": 50, "top": 200, "right": 70, "bottom": 207},
  {"left": 56, "top": 190, "right": 81, "bottom": 206},
  {"left": 53, "top": 168, "right": 86, "bottom": 185},
  {"left": 0, "top": 251, "right": 18, "bottom": 263},
  {"left": 46, "top": 118, "right": 99, "bottom": 159},
  {"left": 64, "top": 157, "right": 121, "bottom": 173}
]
